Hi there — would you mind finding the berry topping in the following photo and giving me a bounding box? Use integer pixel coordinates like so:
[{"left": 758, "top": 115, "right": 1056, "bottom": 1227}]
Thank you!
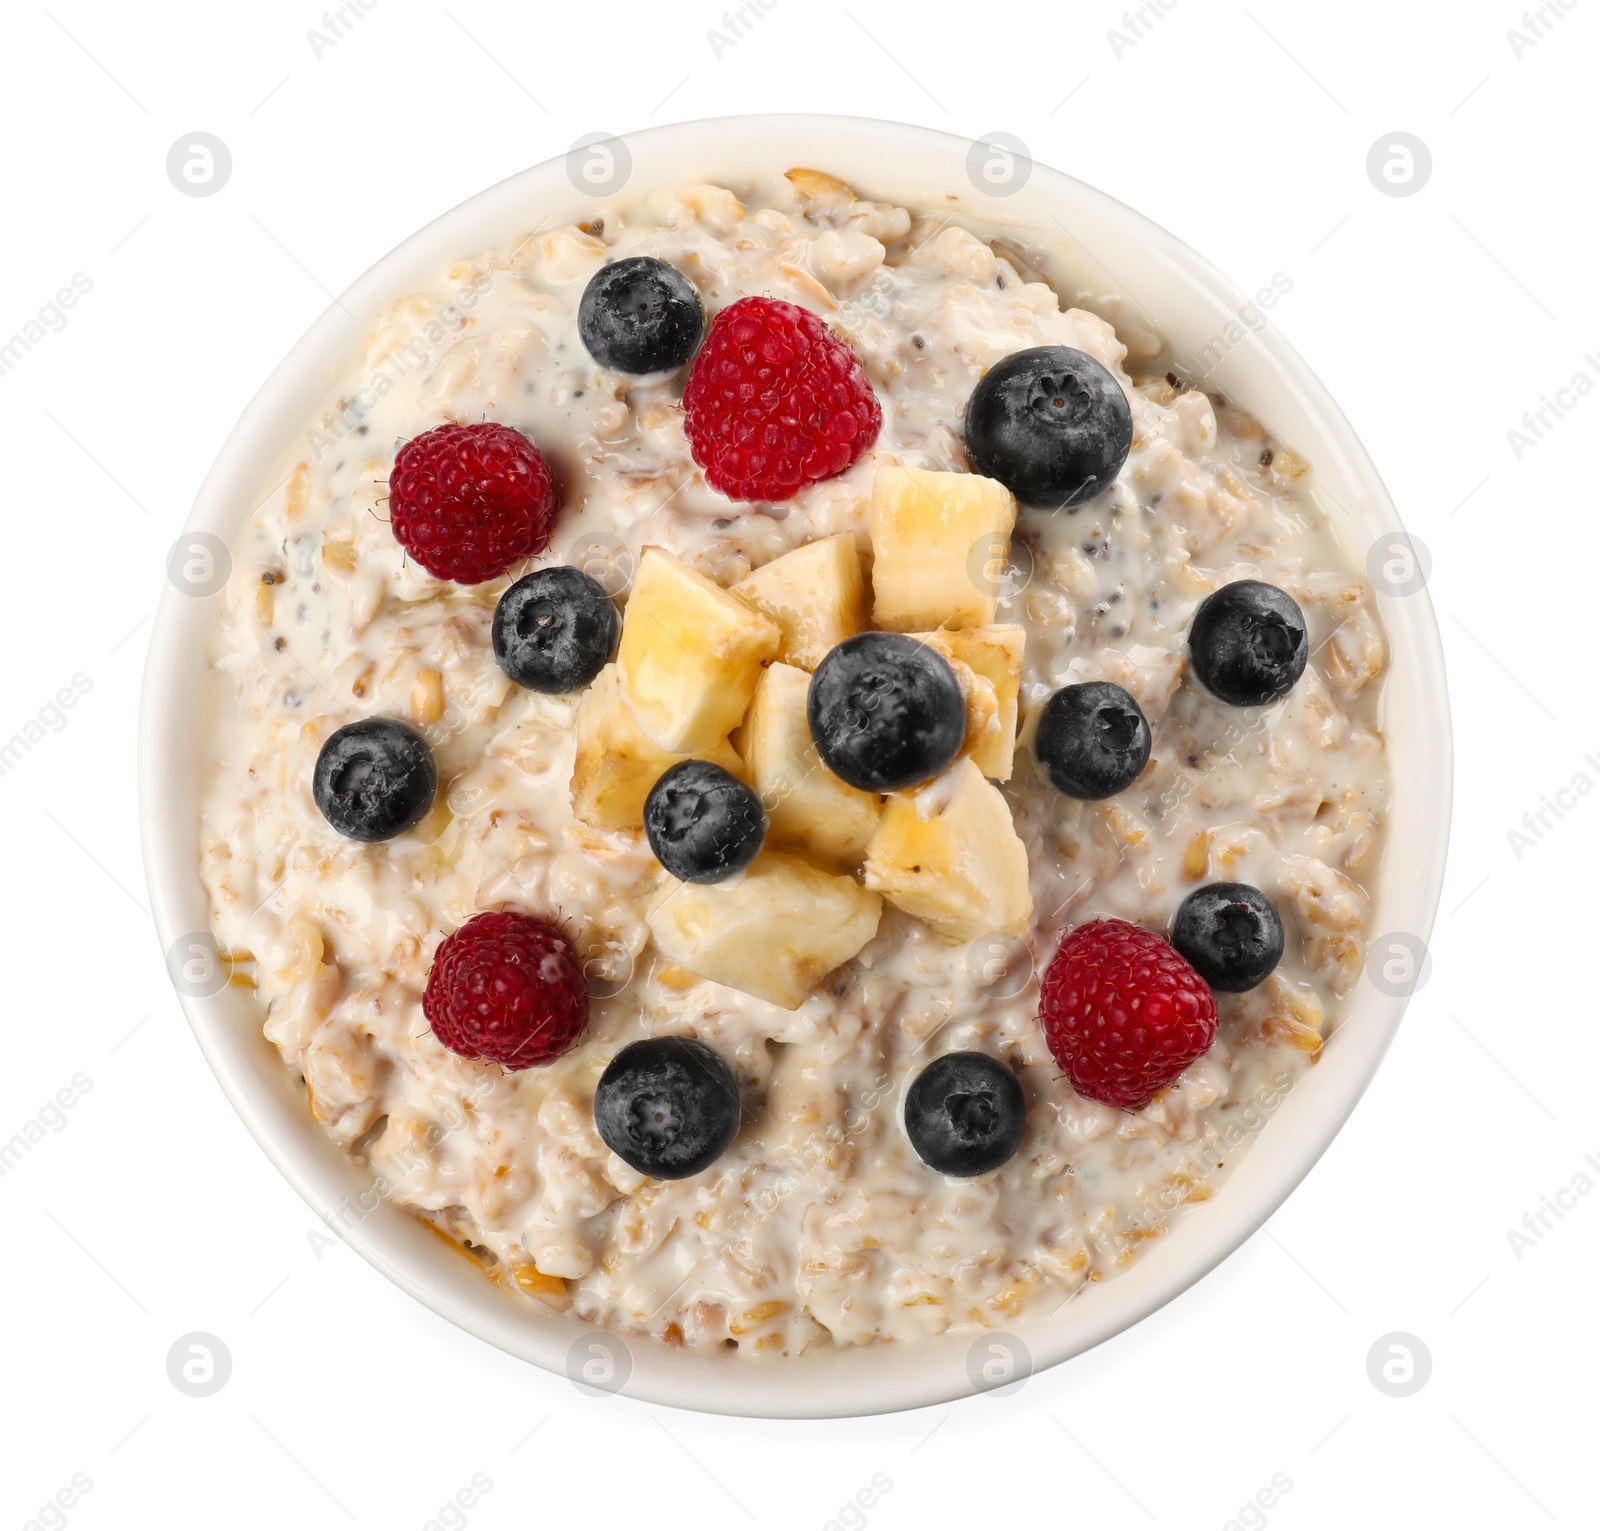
[
  {"left": 388, "top": 422, "right": 557, "bottom": 585},
  {"left": 964, "top": 345, "right": 1133, "bottom": 508},
  {"left": 312, "top": 718, "right": 437, "bottom": 842},
  {"left": 643, "top": 759, "right": 767, "bottom": 883},
  {"left": 1171, "top": 882, "right": 1285, "bottom": 993},
  {"left": 593, "top": 1036, "right": 742, "bottom": 1179},
  {"left": 578, "top": 256, "right": 705, "bottom": 375},
  {"left": 1038, "top": 919, "right": 1217, "bottom": 1111},
  {"left": 1032, "top": 681, "right": 1152, "bottom": 800},
  {"left": 807, "top": 632, "right": 966, "bottom": 793},
  {"left": 682, "top": 295, "right": 882, "bottom": 502},
  {"left": 1188, "top": 579, "right": 1308, "bottom": 707},
  {"left": 423, "top": 910, "right": 589, "bottom": 1070},
  {"left": 904, "top": 1052, "right": 1026, "bottom": 1177},
  {"left": 492, "top": 565, "right": 619, "bottom": 693}
]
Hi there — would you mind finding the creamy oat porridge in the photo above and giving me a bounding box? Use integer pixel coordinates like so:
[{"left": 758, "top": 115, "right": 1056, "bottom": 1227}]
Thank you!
[{"left": 197, "top": 170, "right": 1388, "bottom": 1356}]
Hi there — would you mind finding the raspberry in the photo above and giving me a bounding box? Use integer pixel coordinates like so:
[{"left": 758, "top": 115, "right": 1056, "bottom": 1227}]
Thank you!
[
  {"left": 389, "top": 422, "right": 557, "bottom": 585},
  {"left": 682, "top": 296, "right": 882, "bottom": 502},
  {"left": 1038, "top": 919, "right": 1217, "bottom": 1111},
  {"left": 423, "top": 911, "right": 588, "bottom": 1070}
]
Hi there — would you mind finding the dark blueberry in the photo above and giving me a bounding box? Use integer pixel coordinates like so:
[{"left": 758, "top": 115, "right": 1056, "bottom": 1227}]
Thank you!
[
  {"left": 904, "top": 1052, "right": 1026, "bottom": 1177},
  {"left": 1033, "top": 682, "right": 1151, "bottom": 799},
  {"left": 1171, "top": 882, "right": 1285, "bottom": 992},
  {"left": 807, "top": 632, "right": 966, "bottom": 793},
  {"left": 964, "top": 345, "right": 1133, "bottom": 508},
  {"left": 1188, "top": 580, "right": 1308, "bottom": 707},
  {"left": 492, "top": 565, "right": 619, "bottom": 693},
  {"left": 593, "top": 1037, "right": 741, "bottom": 1179},
  {"left": 644, "top": 759, "right": 766, "bottom": 883},
  {"left": 312, "top": 718, "right": 436, "bottom": 842},
  {"left": 578, "top": 256, "right": 705, "bottom": 375}
]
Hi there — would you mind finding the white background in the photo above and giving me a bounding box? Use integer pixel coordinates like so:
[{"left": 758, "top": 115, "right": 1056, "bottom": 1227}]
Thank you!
[{"left": 1, "top": 1, "right": 1593, "bottom": 1527}]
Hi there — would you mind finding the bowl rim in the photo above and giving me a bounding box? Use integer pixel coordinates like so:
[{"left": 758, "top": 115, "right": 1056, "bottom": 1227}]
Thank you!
[{"left": 139, "top": 112, "right": 1452, "bottom": 1419}]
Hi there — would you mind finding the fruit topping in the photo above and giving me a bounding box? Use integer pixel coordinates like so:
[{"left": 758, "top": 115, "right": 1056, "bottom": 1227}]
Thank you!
[
  {"left": 904, "top": 1052, "right": 1026, "bottom": 1177},
  {"left": 738, "top": 662, "right": 882, "bottom": 869},
  {"left": 869, "top": 466, "right": 1016, "bottom": 632},
  {"left": 863, "top": 758, "right": 1032, "bottom": 943},
  {"left": 646, "top": 852, "right": 882, "bottom": 1010},
  {"left": 731, "top": 532, "right": 867, "bottom": 671},
  {"left": 1038, "top": 919, "right": 1217, "bottom": 1111},
  {"left": 492, "top": 565, "right": 619, "bottom": 693},
  {"left": 807, "top": 632, "right": 966, "bottom": 793},
  {"left": 1171, "top": 881, "right": 1285, "bottom": 992},
  {"left": 644, "top": 759, "right": 767, "bottom": 884},
  {"left": 593, "top": 1036, "right": 741, "bottom": 1180},
  {"left": 424, "top": 910, "right": 588, "bottom": 1069},
  {"left": 908, "top": 624, "right": 1025, "bottom": 780},
  {"left": 682, "top": 295, "right": 881, "bottom": 502},
  {"left": 578, "top": 256, "right": 704, "bottom": 375},
  {"left": 617, "top": 546, "right": 779, "bottom": 752},
  {"left": 1188, "top": 579, "right": 1309, "bottom": 707},
  {"left": 964, "top": 345, "right": 1132, "bottom": 509},
  {"left": 388, "top": 421, "right": 557, "bottom": 585},
  {"left": 1032, "top": 681, "right": 1152, "bottom": 800},
  {"left": 570, "top": 664, "right": 744, "bottom": 832},
  {"left": 312, "top": 718, "right": 437, "bottom": 842}
]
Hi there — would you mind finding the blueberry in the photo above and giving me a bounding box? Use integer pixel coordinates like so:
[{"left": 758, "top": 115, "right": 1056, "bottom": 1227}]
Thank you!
[
  {"left": 904, "top": 1052, "right": 1026, "bottom": 1177},
  {"left": 1033, "top": 682, "right": 1151, "bottom": 800},
  {"left": 492, "top": 565, "right": 619, "bottom": 693},
  {"left": 578, "top": 256, "right": 704, "bottom": 375},
  {"left": 593, "top": 1037, "right": 742, "bottom": 1179},
  {"left": 644, "top": 759, "right": 766, "bottom": 883},
  {"left": 807, "top": 633, "right": 966, "bottom": 793},
  {"left": 1171, "top": 882, "right": 1285, "bottom": 992},
  {"left": 964, "top": 345, "right": 1133, "bottom": 508},
  {"left": 1188, "top": 580, "right": 1308, "bottom": 707},
  {"left": 312, "top": 718, "right": 436, "bottom": 841}
]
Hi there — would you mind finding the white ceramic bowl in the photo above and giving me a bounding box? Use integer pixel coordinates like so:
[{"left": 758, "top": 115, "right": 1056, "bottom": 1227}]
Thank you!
[{"left": 139, "top": 114, "right": 1451, "bottom": 1418}]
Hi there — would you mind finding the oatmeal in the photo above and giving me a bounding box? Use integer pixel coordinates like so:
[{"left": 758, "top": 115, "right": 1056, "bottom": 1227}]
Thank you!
[{"left": 197, "top": 171, "right": 1388, "bottom": 1356}]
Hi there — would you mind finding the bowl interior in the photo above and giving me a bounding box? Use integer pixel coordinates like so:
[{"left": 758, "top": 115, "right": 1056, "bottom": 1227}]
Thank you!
[{"left": 139, "top": 114, "right": 1450, "bottom": 1418}]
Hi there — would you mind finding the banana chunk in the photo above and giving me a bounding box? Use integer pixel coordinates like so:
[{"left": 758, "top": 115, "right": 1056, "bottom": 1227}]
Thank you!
[
  {"left": 647, "top": 852, "right": 882, "bottom": 1009},
  {"left": 738, "top": 662, "right": 881, "bottom": 868},
  {"left": 572, "top": 664, "right": 743, "bottom": 830},
  {"left": 909, "top": 624, "right": 1025, "bottom": 780},
  {"left": 732, "top": 533, "right": 867, "bottom": 672},
  {"left": 869, "top": 466, "right": 1017, "bottom": 632},
  {"left": 619, "top": 547, "right": 779, "bottom": 751},
  {"left": 863, "top": 759, "right": 1032, "bottom": 943}
]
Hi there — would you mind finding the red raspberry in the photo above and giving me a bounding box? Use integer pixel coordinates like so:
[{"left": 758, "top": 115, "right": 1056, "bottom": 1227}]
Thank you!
[
  {"left": 1038, "top": 919, "right": 1217, "bottom": 1111},
  {"left": 682, "top": 296, "right": 882, "bottom": 502},
  {"left": 389, "top": 422, "right": 557, "bottom": 585},
  {"left": 423, "top": 911, "right": 588, "bottom": 1070}
]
